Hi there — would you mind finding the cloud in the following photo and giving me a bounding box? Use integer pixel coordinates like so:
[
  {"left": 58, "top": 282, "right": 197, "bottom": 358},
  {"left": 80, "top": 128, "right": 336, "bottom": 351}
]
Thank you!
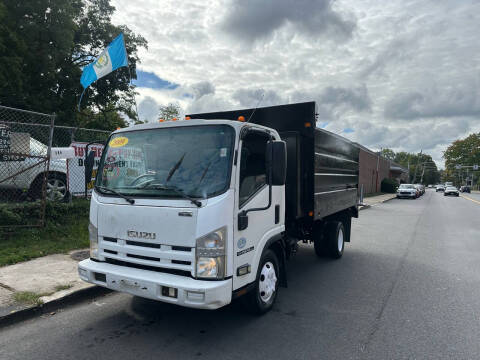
[
  {"left": 191, "top": 81, "right": 215, "bottom": 99},
  {"left": 384, "top": 84, "right": 480, "bottom": 120},
  {"left": 137, "top": 96, "right": 159, "bottom": 123},
  {"left": 220, "top": 0, "right": 355, "bottom": 43},
  {"left": 109, "top": 0, "right": 480, "bottom": 168}
]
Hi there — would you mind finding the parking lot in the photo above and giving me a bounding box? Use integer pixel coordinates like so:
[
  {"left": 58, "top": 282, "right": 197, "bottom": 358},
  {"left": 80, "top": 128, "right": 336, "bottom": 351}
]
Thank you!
[{"left": 1, "top": 188, "right": 479, "bottom": 360}]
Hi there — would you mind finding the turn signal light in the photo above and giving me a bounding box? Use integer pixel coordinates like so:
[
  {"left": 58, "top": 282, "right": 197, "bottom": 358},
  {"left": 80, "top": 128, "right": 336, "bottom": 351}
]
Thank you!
[{"left": 238, "top": 116, "right": 245, "bottom": 122}]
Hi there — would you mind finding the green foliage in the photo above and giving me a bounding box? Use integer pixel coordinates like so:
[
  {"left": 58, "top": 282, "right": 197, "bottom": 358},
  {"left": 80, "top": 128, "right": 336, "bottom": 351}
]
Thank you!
[
  {"left": 0, "top": 0, "right": 147, "bottom": 130},
  {"left": 381, "top": 178, "right": 398, "bottom": 193},
  {"left": 381, "top": 148, "right": 396, "bottom": 161},
  {"left": 158, "top": 103, "right": 181, "bottom": 122},
  {"left": 0, "top": 199, "right": 90, "bottom": 266},
  {"left": 443, "top": 133, "right": 480, "bottom": 185},
  {"left": 394, "top": 151, "right": 440, "bottom": 185}
]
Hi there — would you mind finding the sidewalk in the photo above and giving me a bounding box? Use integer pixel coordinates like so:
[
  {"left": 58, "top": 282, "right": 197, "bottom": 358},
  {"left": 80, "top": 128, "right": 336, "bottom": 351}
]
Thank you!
[
  {"left": 359, "top": 192, "right": 397, "bottom": 210},
  {"left": 0, "top": 249, "right": 97, "bottom": 324}
]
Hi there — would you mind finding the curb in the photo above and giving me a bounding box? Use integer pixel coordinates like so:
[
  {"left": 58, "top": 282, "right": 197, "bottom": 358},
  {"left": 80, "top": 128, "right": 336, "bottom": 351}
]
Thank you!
[
  {"left": 0, "top": 285, "right": 111, "bottom": 329},
  {"left": 359, "top": 195, "right": 396, "bottom": 210}
]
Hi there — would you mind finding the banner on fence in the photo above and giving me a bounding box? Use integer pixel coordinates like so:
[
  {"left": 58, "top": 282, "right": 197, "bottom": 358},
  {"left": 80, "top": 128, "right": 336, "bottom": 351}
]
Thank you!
[{"left": 67, "top": 142, "right": 104, "bottom": 196}]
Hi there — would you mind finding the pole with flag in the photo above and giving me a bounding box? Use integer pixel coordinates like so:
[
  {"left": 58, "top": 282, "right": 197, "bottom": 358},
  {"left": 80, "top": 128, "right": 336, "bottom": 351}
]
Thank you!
[{"left": 78, "top": 33, "right": 138, "bottom": 118}]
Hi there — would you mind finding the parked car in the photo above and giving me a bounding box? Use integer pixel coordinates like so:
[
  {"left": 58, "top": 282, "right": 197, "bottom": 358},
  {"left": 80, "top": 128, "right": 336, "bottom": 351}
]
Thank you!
[
  {"left": 436, "top": 185, "right": 445, "bottom": 192},
  {"left": 414, "top": 184, "right": 425, "bottom": 196},
  {"left": 444, "top": 186, "right": 459, "bottom": 197},
  {"left": 0, "top": 136, "right": 68, "bottom": 201},
  {"left": 428, "top": 184, "right": 433, "bottom": 188},
  {"left": 397, "top": 184, "right": 417, "bottom": 199},
  {"left": 460, "top": 186, "right": 471, "bottom": 193}
]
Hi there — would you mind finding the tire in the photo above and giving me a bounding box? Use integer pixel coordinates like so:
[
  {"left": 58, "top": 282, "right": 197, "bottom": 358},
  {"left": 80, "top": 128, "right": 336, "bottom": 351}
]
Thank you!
[
  {"left": 314, "top": 221, "right": 345, "bottom": 259},
  {"left": 244, "top": 249, "right": 279, "bottom": 315},
  {"left": 30, "top": 173, "right": 68, "bottom": 202}
]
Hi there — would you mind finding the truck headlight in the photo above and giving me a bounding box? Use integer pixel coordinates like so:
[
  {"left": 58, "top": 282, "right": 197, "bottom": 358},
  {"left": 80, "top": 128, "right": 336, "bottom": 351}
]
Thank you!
[
  {"left": 196, "top": 227, "right": 226, "bottom": 279},
  {"left": 89, "top": 222, "right": 99, "bottom": 260}
]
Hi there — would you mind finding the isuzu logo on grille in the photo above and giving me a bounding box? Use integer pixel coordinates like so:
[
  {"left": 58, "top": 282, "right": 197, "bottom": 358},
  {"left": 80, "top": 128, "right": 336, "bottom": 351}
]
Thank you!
[{"left": 127, "top": 230, "right": 156, "bottom": 240}]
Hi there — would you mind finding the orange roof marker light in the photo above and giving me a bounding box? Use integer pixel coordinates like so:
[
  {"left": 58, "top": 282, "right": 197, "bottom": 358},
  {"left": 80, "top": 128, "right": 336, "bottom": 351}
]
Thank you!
[
  {"left": 159, "top": 119, "right": 165, "bottom": 122},
  {"left": 172, "top": 118, "right": 177, "bottom": 121},
  {"left": 304, "top": 122, "right": 312, "bottom": 128},
  {"left": 238, "top": 116, "right": 246, "bottom": 122},
  {"left": 116, "top": 127, "right": 121, "bottom": 130},
  {"left": 185, "top": 116, "right": 191, "bottom": 120}
]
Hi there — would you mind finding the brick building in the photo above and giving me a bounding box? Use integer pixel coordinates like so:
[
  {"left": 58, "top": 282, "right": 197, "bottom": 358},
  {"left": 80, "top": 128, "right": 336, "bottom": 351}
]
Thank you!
[{"left": 355, "top": 144, "right": 408, "bottom": 195}]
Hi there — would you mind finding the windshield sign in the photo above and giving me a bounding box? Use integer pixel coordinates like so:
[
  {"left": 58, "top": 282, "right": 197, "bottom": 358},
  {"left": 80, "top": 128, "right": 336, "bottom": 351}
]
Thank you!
[{"left": 96, "top": 125, "right": 235, "bottom": 199}]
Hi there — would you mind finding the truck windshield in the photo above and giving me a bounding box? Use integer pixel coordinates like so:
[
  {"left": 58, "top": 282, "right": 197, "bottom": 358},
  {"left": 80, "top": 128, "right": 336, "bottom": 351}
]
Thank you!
[{"left": 96, "top": 125, "right": 235, "bottom": 199}]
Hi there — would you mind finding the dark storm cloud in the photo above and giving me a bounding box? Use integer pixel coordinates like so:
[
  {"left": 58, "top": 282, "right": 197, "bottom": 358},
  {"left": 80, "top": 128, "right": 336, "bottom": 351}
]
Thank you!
[
  {"left": 221, "top": 0, "right": 355, "bottom": 42},
  {"left": 384, "top": 85, "right": 480, "bottom": 120}
]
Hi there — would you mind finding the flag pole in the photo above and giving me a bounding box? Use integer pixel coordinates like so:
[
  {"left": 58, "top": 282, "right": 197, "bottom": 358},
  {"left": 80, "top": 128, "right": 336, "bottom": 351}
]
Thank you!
[{"left": 127, "top": 61, "right": 140, "bottom": 122}]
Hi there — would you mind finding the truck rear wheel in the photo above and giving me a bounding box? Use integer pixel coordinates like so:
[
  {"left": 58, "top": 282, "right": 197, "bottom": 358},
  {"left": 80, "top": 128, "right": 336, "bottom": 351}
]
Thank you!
[
  {"left": 244, "top": 249, "right": 279, "bottom": 315},
  {"left": 314, "top": 221, "right": 344, "bottom": 259}
]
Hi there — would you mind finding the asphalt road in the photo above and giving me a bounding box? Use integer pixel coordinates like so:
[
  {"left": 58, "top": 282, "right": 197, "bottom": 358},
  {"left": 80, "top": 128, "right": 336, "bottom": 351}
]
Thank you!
[{"left": 1, "top": 189, "right": 480, "bottom": 360}]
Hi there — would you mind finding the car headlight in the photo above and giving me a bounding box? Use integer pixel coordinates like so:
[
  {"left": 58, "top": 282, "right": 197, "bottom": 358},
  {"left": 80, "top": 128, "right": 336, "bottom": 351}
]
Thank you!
[
  {"left": 89, "top": 222, "right": 99, "bottom": 260},
  {"left": 196, "top": 227, "right": 226, "bottom": 279}
]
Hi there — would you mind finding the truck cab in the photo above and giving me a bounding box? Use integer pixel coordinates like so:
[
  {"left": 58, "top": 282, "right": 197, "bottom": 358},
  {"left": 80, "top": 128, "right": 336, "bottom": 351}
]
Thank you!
[
  {"left": 79, "top": 102, "right": 359, "bottom": 314},
  {"left": 79, "top": 118, "right": 287, "bottom": 312}
]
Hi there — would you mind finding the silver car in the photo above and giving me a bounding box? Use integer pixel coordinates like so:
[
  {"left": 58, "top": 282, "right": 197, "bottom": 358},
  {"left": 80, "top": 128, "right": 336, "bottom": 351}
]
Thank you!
[{"left": 444, "top": 186, "right": 459, "bottom": 197}]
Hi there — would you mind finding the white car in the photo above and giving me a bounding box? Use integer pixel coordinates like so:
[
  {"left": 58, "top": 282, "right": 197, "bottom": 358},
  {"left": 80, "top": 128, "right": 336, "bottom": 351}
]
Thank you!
[
  {"left": 397, "top": 184, "right": 417, "bottom": 199},
  {"left": 444, "top": 186, "right": 459, "bottom": 197},
  {"left": 0, "top": 137, "right": 68, "bottom": 201}
]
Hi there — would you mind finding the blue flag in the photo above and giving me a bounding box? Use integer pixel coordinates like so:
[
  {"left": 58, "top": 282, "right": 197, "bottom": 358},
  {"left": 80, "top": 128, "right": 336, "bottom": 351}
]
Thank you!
[{"left": 80, "top": 33, "right": 128, "bottom": 89}]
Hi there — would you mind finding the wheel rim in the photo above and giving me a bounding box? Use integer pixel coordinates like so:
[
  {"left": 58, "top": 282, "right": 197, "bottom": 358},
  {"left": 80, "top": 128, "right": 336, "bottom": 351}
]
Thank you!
[
  {"left": 259, "top": 261, "right": 277, "bottom": 303},
  {"left": 337, "top": 228, "right": 344, "bottom": 252},
  {"left": 46, "top": 178, "right": 66, "bottom": 201}
]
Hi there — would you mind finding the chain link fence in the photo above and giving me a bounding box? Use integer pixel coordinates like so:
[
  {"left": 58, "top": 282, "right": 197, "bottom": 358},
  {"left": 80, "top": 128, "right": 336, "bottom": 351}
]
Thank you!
[
  {"left": 0, "top": 105, "right": 111, "bottom": 229},
  {"left": 0, "top": 106, "right": 54, "bottom": 228}
]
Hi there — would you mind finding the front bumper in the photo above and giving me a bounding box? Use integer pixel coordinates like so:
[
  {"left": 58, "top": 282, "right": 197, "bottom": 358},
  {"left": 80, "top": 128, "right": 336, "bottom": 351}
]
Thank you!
[
  {"left": 397, "top": 193, "right": 416, "bottom": 198},
  {"left": 78, "top": 259, "right": 232, "bottom": 310}
]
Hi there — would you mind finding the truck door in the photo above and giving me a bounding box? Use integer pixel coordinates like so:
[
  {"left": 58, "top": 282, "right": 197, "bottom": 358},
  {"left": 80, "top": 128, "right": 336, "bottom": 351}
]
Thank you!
[{"left": 233, "top": 130, "right": 283, "bottom": 291}]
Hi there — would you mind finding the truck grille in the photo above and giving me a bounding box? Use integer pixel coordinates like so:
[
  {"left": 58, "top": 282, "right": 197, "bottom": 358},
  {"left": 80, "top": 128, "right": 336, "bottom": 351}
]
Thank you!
[{"left": 99, "top": 236, "right": 195, "bottom": 276}]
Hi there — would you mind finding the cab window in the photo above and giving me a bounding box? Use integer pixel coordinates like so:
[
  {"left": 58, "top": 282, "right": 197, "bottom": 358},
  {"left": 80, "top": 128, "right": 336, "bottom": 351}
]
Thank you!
[{"left": 239, "top": 131, "right": 269, "bottom": 207}]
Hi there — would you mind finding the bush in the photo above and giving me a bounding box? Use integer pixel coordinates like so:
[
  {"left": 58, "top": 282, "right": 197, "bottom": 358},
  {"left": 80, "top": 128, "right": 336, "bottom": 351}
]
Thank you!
[
  {"left": 0, "top": 199, "right": 90, "bottom": 227},
  {"left": 381, "top": 178, "right": 399, "bottom": 193}
]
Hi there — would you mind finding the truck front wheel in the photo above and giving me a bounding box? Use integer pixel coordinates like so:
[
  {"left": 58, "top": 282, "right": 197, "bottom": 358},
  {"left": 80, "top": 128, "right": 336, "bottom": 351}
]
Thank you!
[
  {"left": 314, "top": 221, "right": 345, "bottom": 259},
  {"left": 244, "top": 249, "right": 279, "bottom": 315}
]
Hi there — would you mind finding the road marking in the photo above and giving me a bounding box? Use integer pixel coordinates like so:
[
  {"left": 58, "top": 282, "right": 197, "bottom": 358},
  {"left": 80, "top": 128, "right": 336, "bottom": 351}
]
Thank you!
[{"left": 460, "top": 194, "right": 480, "bottom": 205}]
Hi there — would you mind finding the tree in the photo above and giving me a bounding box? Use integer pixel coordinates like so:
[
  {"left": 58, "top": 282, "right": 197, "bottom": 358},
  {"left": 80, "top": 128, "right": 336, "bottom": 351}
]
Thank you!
[
  {"left": 394, "top": 151, "right": 440, "bottom": 184},
  {"left": 0, "top": 0, "right": 147, "bottom": 130},
  {"left": 381, "top": 148, "right": 396, "bottom": 161},
  {"left": 443, "top": 132, "right": 480, "bottom": 186},
  {"left": 443, "top": 133, "right": 480, "bottom": 169},
  {"left": 158, "top": 103, "right": 181, "bottom": 122}
]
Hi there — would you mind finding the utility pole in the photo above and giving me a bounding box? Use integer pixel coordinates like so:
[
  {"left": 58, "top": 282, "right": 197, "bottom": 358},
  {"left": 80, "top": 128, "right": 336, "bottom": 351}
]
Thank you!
[{"left": 412, "top": 150, "right": 422, "bottom": 183}]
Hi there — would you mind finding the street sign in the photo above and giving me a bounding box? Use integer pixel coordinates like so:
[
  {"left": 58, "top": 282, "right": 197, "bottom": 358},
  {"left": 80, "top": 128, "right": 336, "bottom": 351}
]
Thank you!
[
  {"left": 474, "top": 164, "right": 479, "bottom": 170},
  {"left": 455, "top": 164, "right": 462, "bottom": 169}
]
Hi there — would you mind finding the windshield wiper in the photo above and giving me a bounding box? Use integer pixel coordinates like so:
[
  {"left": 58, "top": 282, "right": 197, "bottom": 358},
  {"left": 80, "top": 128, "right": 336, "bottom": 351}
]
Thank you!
[
  {"left": 140, "top": 183, "right": 202, "bottom": 207},
  {"left": 95, "top": 186, "right": 135, "bottom": 205},
  {"left": 166, "top": 153, "right": 186, "bottom": 182}
]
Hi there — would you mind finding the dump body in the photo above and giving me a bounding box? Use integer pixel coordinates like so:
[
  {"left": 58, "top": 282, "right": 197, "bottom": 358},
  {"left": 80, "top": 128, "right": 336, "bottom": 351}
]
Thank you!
[{"left": 189, "top": 101, "right": 359, "bottom": 227}]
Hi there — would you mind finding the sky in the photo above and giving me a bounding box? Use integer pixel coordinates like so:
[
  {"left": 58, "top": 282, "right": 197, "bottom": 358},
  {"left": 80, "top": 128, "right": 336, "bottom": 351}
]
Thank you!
[{"left": 111, "top": 0, "right": 480, "bottom": 168}]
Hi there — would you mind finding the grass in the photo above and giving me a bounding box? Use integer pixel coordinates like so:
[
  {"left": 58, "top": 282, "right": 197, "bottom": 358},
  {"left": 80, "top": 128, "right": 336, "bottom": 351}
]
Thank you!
[
  {"left": 0, "top": 199, "right": 90, "bottom": 267},
  {"left": 54, "top": 284, "right": 73, "bottom": 292},
  {"left": 13, "top": 291, "right": 53, "bottom": 306}
]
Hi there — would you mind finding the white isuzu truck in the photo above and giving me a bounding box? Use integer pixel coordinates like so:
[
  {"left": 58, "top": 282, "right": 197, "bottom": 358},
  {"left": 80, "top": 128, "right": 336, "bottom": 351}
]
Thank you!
[{"left": 78, "top": 102, "right": 359, "bottom": 314}]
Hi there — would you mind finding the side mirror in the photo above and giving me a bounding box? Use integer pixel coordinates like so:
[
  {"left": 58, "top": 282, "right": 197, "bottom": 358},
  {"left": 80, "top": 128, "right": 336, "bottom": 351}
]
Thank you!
[
  {"left": 85, "top": 150, "right": 95, "bottom": 186},
  {"left": 266, "top": 140, "right": 287, "bottom": 186}
]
